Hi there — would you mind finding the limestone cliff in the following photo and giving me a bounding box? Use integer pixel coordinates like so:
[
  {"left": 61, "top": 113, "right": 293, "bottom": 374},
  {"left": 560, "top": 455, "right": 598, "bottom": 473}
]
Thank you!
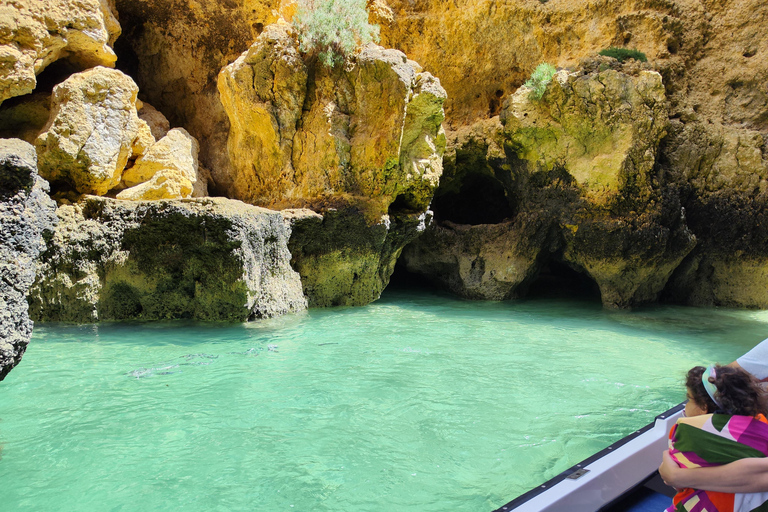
[
  {"left": 0, "top": 0, "right": 765, "bottom": 315},
  {"left": 0, "top": 139, "right": 56, "bottom": 381},
  {"left": 403, "top": 62, "right": 696, "bottom": 308},
  {"left": 217, "top": 22, "right": 446, "bottom": 217},
  {"left": 29, "top": 197, "right": 307, "bottom": 322},
  {"left": 379, "top": 0, "right": 766, "bottom": 133}
]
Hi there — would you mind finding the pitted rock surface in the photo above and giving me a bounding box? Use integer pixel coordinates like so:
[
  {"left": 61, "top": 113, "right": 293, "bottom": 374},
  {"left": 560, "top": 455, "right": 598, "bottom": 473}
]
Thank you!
[{"left": 0, "top": 138, "right": 57, "bottom": 381}]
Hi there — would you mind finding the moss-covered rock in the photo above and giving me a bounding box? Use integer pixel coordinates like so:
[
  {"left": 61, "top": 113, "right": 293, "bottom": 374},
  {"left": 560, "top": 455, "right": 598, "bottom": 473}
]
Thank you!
[
  {"left": 659, "top": 121, "right": 768, "bottom": 308},
  {"left": 501, "top": 64, "right": 668, "bottom": 207},
  {"left": 285, "top": 208, "right": 424, "bottom": 307},
  {"left": 29, "top": 196, "right": 307, "bottom": 322},
  {"left": 404, "top": 63, "right": 694, "bottom": 308}
]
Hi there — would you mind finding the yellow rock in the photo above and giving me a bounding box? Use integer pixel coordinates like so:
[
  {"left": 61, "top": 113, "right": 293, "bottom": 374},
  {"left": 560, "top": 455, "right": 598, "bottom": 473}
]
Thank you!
[
  {"left": 118, "top": 127, "right": 207, "bottom": 200},
  {"left": 218, "top": 22, "right": 446, "bottom": 216},
  {"left": 35, "top": 66, "right": 148, "bottom": 195},
  {"left": 113, "top": 0, "right": 284, "bottom": 193},
  {"left": 116, "top": 170, "right": 193, "bottom": 201},
  {"left": 0, "top": 0, "right": 120, "bottom": 104}
]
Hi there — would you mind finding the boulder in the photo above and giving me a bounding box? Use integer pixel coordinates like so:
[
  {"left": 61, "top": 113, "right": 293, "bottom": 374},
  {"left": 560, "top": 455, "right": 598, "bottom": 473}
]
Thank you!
[
  {"left": 218, "top": 22, "right": 446, "bottom": 216},
  {"left": 118, "top": 127, "right": 207, "bottom": 200},
  {"left": 29, "top": 196, "right": 307, "bottom": 322},
  {"left": 0, "top": 0, "right": 121, "bottom": 104},
  {"left": 35, "top": 66, "right": 153, "bottom": 195},
  {"left": 0, "top": 138, "right": 57, "bottom": 381}
]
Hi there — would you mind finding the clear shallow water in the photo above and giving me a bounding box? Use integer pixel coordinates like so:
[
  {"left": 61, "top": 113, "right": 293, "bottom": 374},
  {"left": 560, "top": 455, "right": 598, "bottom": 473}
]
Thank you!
[{"left": 2, "top": 287, "right": 768, "bottom": 511}]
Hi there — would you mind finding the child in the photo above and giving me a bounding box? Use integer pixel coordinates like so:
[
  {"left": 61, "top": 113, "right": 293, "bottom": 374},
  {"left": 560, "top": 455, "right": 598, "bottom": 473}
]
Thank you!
[{"left": 666, "top": 365, "right": 768, "bottom": 512}]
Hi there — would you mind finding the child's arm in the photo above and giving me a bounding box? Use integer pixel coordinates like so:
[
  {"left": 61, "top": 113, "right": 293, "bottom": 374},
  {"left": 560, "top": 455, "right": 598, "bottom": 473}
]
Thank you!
[
  {"left": 730, "top": 337, "right": 768, "bottom": 382},
  {"left": 660, "top": 450, "right": 768, "bottom": 493}
]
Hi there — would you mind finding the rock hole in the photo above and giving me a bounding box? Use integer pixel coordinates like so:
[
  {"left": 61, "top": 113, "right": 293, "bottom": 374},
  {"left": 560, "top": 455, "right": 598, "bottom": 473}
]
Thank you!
[
  {"left": 113, "top": 25, "right": 142, "bottom": 85},
  {"left": 431, "top": 172, "right": 514, "bottom": 225},
  {"left": 488, "top": 89, "right": 506, "bottom": 117},
  {"left": 388, "top": 193, "right": 422, "bottom": 216},
  {"left": 525, "top": 260, "right": 601, "bottom": 301},
  {"left": 667, "top": 40, "right": 679, "bottom": 54},
  {"left": 33, "top": 59, "right": 83, "bottom": 94}
]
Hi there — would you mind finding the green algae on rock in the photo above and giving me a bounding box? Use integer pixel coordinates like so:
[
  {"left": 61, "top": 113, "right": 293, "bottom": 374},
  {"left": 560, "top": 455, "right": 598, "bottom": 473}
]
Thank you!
[
  {"left": 403, "top": 62, "right": 695, "bottom": 309},
  {"left": 284, "top": 208, "right": 425, "bottom": 307},
  {"left": 29, "top": 197, "right": 307, "bottom": 322}
]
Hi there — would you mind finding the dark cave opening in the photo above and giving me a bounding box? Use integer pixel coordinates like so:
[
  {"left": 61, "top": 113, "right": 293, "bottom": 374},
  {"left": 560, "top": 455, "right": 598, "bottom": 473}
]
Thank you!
[
  {"left": 387, "top": 256, "right": 603, "bottom": 304},
  {"left": 33, "top": 59, "right": 84, "bottom": 94},
  {"left": 387, "top": 263, "right": 438, "bottom": 292},
  {"left": 113, "top": 24, "right": 142, "bottom": 87},
  {"left": 525, "top": 260, "right": 601, "bottom": 301},
  {"left": 431, "top": 172, "right": 514, "bottom": 225}
]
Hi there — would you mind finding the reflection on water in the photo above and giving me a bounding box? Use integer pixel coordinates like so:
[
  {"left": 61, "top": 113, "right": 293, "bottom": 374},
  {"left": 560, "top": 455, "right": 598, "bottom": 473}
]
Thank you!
[{"left": 1, "top": 286, "right": 766, "bottom": 511}]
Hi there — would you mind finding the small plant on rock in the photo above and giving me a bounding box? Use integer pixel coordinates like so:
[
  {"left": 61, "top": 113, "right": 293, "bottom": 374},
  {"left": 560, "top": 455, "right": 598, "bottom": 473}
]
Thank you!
[
  {"left": 598, "top": 47, "right": 648, "bottom": 63},
  {"left": 524, "top": 63, "right": 557, "bottom": 100},
  {"left": 292, "top": 0, "right": 380, "bottom": 67}
]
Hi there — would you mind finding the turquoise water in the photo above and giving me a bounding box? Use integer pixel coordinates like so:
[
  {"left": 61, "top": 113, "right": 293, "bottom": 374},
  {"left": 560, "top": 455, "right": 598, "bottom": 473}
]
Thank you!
[{"left": 2, "top": 287, "right": 768, "bottom": 511}]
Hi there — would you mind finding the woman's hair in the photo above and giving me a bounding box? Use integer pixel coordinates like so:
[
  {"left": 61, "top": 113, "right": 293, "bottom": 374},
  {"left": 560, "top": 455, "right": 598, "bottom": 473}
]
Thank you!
[{"left": 686, "top": 365, "right": 768, "bottom": 416}]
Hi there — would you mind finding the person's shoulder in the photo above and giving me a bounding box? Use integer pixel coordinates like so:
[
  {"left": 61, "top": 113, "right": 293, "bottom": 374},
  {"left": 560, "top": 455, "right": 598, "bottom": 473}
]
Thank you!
[{"left": 677, "top": 414, "right": 713, "bottom": 428}]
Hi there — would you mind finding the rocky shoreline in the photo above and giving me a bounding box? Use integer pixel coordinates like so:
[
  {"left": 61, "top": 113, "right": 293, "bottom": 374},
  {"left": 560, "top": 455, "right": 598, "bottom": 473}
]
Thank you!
[{"left": 0, "top": 0, "right": 766, "bottom": 379}]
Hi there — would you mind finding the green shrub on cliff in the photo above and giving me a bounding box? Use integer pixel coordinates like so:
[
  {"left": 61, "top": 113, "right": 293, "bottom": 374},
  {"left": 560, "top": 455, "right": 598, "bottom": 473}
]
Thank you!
[
  {"left": 598, "top": 47, "right": 648, "bottom": 63},
  {"left": 292, "top": 0, "right": 380, "bottom": 67},
  {"left": 524, "top": 63, "right": 557, "bottom": 100}
]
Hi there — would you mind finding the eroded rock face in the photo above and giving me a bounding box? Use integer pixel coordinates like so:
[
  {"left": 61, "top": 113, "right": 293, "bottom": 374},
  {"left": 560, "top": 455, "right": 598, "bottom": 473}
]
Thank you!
[
  {"left": 0, "top": 138, "right": 57, "bottom": 381},
  {"left": 35, "top": 66, "right": 152, "bottom": 195},
  {"left": 218, "top": 23, "right": 446, "bottom": 216},
  {"left": 401, "top": 217, "right": 550, "bottom": 300},
  {"left": 380, "top": 0, "right": 767, "bottom": 132},
  {"left": 501, "top": 64, "right": 668, "bottom": 205},
  {"left": 112, "top": 0, "right": 284, "bottom": 192},
  {"left": 29, "top": 196, "right": 307, "bottom": 322},
  {"left": 661, "top": 121, "right": 768, "bottom": 307},
  {"left": 403, "top": 63, "right": 696, "bottom": 308},
  {"left": 0, "top": 0, "right": 121, "bottom": 104},
  {"left": 285, "top": 208, "right": 424, "bottom": 307}
]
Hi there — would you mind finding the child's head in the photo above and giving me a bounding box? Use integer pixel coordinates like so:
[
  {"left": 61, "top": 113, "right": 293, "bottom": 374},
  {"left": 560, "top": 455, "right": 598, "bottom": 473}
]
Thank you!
[{"left": 685, "top": 364, "right": 768, "bottom": 417}]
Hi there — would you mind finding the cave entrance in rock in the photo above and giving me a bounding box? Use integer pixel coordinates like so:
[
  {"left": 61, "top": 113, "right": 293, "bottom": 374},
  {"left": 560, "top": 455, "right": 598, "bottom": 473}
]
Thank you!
[
  {"left": 525, "top": 260, "right": 602, "bottom": 301},
  {"left": 387, "top": 262, "right": 438, "bottom": 292},
  {"left": 431, "top": 172, "right": 514, "bottom": 225}
]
